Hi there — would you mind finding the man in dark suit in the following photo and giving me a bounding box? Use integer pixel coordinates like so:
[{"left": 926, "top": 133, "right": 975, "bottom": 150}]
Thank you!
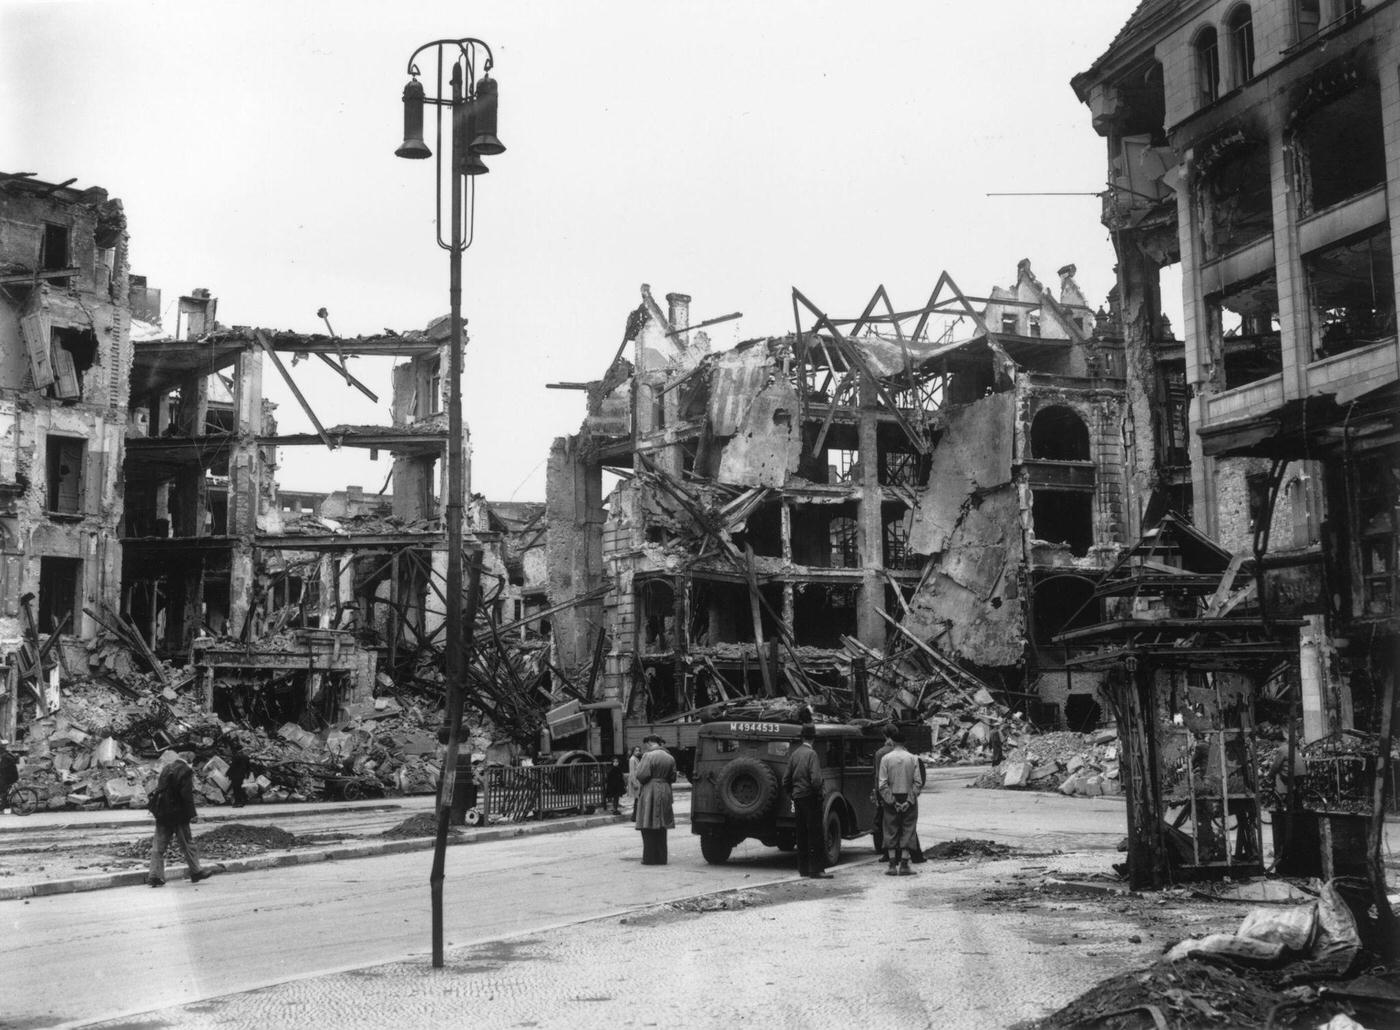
[{"left": 148, "top": 753, "right": 216, "bottom": 887}]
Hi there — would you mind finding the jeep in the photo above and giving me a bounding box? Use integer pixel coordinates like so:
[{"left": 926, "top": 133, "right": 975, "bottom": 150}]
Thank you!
[{"left": 690, "top": 720, "right": 883, "bottom": 866}]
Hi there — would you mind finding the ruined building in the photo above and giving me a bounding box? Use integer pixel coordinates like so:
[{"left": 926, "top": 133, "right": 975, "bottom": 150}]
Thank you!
[
  {"left": 1072, "top": 0, "right": 1398, "bottom": 889},
  {"left": 0, "top": 173, "right": 131, "bottom": 651},
  {"left": 548, "top": 265, "right": 1133, "bottom": 730}
]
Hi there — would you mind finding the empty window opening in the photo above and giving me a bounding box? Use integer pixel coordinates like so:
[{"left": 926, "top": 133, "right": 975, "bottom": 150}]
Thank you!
[
  {"left": 428, "top": 357, "right": 442, "bottom": 415},
  {"left": 639, "top": 579, "right": 676, "bottom": 654},
  {"left": 46, "top": 436, "right": 84, "bottom": 513},
  {"left": 1212, "top": 274, "right": 1282, "bottom": 389},
  {"left": 1032, "top": 490, "right": 1094, "bottom": 557},
  {"left": 1000, "top": 312, "right": 1019, "bottom": 334},
  {"left": 1293, "top": 83, "right": 1385, "bottom": 216},
  {"left": 1195, "top": 27, "right": 1221, "bottom": 106},
  {"left": 1227, "top": 6, "right": 1255, "bottom": 86},
  {"left": 878, "top": 424, "right": 929, "bottom": 486},
  {"left": 1158, "top": 363, "right": 1191, "bottom": 466},
  {"left": 631, "top": 662, "right": 679, "bottom": 722},
  {"left": 1030, "top": 406, "right": 1092, "bottom": 461},
  {"left": 1028, "top": 312, "right": 1042, "bottom": 338},
  {"left": 828, "top": 448, "right": 860, "bottom": 484},
  {"left": 734, "top": 501, "right": 783, "bottom": 558},
  {"left": 790, "top": 502, "right": 861, "bottom": 567},
  {"left": 1200, "top": 140, "right": 1272, "bottom": 258},
  {"left": 829, "top": 515, "right": 860, "bottom": 568},
  {"left": 1032, "top": 575, "right": 1100, "bottom": 648},
  {"left": 883, "top": 508, "right": 920, "bottom": 570},
  {"left": 1246, "top": 471, "right": 1273, "bottom": 534},
  {"left": 1306, "top": 227, "right": 1395, "bottom": 361},
  {"left": 689, "top": 579, "right": 782, "bottom": 645},
  {"left": 49, "top": 327, "right": 98, "bottom": 400},
  {"left": 41, "top": 222, "right": 70, "bottom": 273},
  {"left": 38, "top": 557, "right": 81, "bottom": 634},
  {"left": 792, "top": 584, "right": 858, "bottom": 648},
  {"left": 1064, "top": 694, "right": 1104, "bottom": 732}
]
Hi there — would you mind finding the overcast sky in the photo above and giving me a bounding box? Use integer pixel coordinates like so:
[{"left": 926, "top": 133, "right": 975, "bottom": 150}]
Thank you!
[{"left": 3, "top": 0, "right": 1138, "bottom": 503}]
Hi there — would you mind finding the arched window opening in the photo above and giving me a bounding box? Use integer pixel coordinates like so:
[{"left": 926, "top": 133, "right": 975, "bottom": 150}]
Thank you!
[
  {"left": 1030, "top": 406, "right": 1091, "bottom": 461},
  {"left": 1227, "top": 6, "right": 1255, "bottom": 86},
  {"left": 1195, "top": 27, "right": 1221, "bottom": 106}
]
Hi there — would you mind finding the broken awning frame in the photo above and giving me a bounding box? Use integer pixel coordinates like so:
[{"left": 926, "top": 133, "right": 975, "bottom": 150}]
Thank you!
[{"left": 789, "top": 272, "right": 1019, "bottom": 460}]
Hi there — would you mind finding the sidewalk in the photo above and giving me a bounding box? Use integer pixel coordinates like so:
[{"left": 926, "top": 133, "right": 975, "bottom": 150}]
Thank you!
[{"left": 0, "top": 801, "right": 631, "bottom": 901}]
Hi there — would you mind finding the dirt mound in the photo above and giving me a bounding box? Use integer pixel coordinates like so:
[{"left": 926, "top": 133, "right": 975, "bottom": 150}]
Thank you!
[
  {"left": 196, "top": 823, "right": 301, "bottom": 849},
  {"left": 382, "top": 812, "right": 458, "bottom": 839},
  {"left": 923, "top": 838, "right": 1013, "bottom": 860},
  {"left": 111, "top": 822, "right": 303, "bottom": 860}
]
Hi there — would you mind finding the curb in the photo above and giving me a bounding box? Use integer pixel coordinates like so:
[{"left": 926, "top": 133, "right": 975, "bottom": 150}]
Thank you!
[
  {"left": 0, "top": 812, "right": 628, "bottom": 902},
  {"left": 0, "top": 801, "right": 418, "bottom": 836}
]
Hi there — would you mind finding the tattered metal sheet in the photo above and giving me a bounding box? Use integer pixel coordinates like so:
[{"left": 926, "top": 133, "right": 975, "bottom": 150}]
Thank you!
[
  {"left": 908, "top": 390, "right": 1015, "bottom": 555},
  {"left": 707, "top": 345, "right": 773, "bottom": 436}
]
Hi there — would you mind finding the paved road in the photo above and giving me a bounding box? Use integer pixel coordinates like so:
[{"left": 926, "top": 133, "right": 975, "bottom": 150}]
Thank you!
[{"left": 6, "top": 769, "right": 1132, "bottom": 1028}]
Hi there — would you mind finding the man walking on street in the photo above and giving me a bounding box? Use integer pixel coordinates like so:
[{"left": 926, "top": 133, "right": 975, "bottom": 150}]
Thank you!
[
  {"left": 877, "top": 727, "right": 921, "bottom": 876},
  {"left": 782, "top": 723, "right": 831, "bottom": 879},
  {"left": 148, "top": 752, "right": 217, "bottom": 887}
]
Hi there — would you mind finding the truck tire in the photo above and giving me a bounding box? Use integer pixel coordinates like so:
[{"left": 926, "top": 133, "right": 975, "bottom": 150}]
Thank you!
[
  {"left": 715, "top": 757, "right": 779, "bottom": 820},
  {"left": 824, "top": 806, "right": 843, "bottom": 867},
  {"left": 699, "top": 833, "right": 734, "bottom": 865}
]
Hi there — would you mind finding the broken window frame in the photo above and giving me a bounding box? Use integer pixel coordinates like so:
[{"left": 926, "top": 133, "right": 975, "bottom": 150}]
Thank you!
[
  {"left": 1350, "top": 453, "right": 1398, "bottom": 618},
  {"left": 1208, "top": 272, "right": 1283, "bottom": 391},
  {"left": 1304, "top": 225, "right": 1395, "bottom": 362},
  {"left": 1031, "top": 488, "right": 1096, "bottom": 558},
  {"left": 882, "top": 507, "right": 920, "bottom": 571},
  {"left": 1197, "top": 137, "right": 1273, "bottom": 259},
  {"left": 45, "top": 435, "right": 85, "bottom": 515},
  {"left": 1290, "top": 79, "right": 1385, "bottom": 218}
]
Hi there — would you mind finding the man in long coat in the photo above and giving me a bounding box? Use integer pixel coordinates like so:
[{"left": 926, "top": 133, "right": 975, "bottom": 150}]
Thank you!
[
  {"left": 148, "top": 753, "right": 215, "bottom": 887},
  {"left": 633, "top": 735, "right": 677, "bottom": 865}
]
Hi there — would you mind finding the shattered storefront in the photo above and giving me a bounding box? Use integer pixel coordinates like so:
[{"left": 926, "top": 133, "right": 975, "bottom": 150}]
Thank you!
[{"left": 548, "top": 262, "right": 1136, "bottom": 735}]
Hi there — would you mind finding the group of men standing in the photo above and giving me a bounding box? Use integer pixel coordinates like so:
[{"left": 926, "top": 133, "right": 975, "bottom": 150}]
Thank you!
[{"left": 783, "top": 721, "right": 925, "bottom": 879}]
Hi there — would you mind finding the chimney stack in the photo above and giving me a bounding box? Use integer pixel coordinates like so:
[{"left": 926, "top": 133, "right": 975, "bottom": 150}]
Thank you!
[{"left": 666, "top": 292, "right": 691, "bottom": 333}]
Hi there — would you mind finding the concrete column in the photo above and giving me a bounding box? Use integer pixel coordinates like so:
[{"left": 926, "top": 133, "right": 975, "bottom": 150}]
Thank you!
[
  {"left": 855, "top": 378, "right": 884, "bottom": 646},
  {"left": 546, "top": 436, "right": 604, "bottom": 670},
  {"left": 226, "top": 350, "right": 263, "bottom": 639},
  {"left": 1267, "top": 119, "right": 1310, "bottom": 403}
]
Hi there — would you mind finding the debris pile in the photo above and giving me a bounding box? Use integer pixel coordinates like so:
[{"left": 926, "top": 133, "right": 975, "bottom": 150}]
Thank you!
[
  {"left": 971, "top": 728, "right": 1122, "bottom": 797},
  {"left": 112, "top": 822, "right": 306, "bottom": 861},
  {"left": 1033, "top": 881, "right": 1396, "bottom": 1030},
  {"left": 6, "top": 630, "right": 498, "bottom": 812},
  {"left": 923, "top": 839, "right": 1014, "bottom": 860}
]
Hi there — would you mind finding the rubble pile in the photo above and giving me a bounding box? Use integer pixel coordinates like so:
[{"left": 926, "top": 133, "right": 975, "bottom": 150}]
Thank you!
[
  {"left": 112, "top": 822, "right": 305, "bottom": 861},
  {"left": 8, "top": 634, "right": 498, "bottom": 812},
  {"left": 923, "top": 839, "right": 1014, "bottom": 860},
  {"left": 971, "top": 728, "right": 1122, "bottom": 797}
]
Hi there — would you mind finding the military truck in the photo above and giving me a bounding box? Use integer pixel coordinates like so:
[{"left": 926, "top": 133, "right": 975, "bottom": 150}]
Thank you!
[{"left": 689, "top": 719, "right": 887, "bottom": 866}]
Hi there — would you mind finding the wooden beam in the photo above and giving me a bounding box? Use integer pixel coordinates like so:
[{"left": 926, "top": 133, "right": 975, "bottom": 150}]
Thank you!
[{"left": 254, "top": 329, "right": 334, "bottom": 449}]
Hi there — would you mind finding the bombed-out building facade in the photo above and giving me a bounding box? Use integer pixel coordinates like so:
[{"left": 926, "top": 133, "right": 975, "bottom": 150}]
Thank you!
[
  {"left": 548, "top": 266, "right": 1138, "bottom": 731},
  {"left": 0, "top": 171, "right": 553, "bottom": 742},
  {"left": 1071, "top": 0, "right": 1398, "bottom": 888}
]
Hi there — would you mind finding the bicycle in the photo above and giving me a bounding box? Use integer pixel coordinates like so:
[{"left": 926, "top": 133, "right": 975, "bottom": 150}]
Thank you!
[{"left": 2, "top": 782, "right": 39, "bottom": 816}]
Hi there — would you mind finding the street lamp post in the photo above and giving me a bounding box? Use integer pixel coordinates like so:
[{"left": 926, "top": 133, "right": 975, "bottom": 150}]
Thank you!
[{"left": 395, "top": 37, "right": 504, "bottom": 969}]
